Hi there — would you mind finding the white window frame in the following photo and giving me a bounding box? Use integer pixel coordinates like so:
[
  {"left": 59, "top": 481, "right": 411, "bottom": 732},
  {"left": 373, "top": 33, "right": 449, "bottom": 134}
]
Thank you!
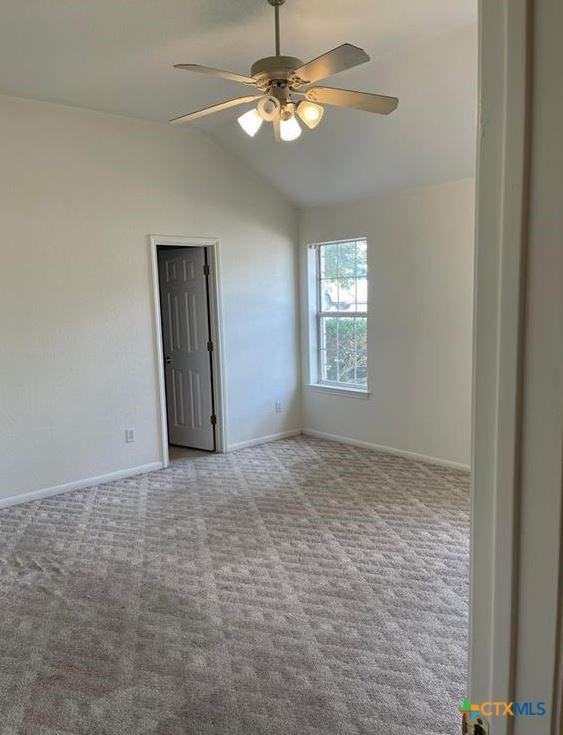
[{"left": 306, "top": 238, "right": 370, "bottom": 398}]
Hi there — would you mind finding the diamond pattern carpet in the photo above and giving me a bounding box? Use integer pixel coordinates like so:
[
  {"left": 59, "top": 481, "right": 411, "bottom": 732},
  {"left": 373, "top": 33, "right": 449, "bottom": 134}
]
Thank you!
[{"left": 0, "top": 437, "right": 469, "bottom": 735}]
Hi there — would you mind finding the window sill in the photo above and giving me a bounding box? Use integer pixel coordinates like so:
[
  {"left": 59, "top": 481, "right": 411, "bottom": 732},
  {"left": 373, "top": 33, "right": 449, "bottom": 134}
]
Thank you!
[{"left": 306, "top": 383, "right": 371, "bottom": 399}]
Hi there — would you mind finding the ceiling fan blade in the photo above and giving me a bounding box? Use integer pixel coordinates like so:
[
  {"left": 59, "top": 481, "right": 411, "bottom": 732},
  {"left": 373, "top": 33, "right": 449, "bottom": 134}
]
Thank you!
[
  {"left": 174, "top": 64, "right": 257, "bottom": 86},
  {"left": 170, "top": 95, "right": 262, "bottom": 124},
  {"left": 305, "top": 87, "right": 398, "bottom": 115},
  {"left": 293, "top": 44, "right": 369, "bottom": 85}
]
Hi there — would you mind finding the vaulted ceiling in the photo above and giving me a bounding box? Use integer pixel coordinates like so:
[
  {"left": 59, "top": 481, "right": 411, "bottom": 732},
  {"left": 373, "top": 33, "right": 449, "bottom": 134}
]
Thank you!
[{"left": 0, "top": 0, "right": 477, "bottom": 205}]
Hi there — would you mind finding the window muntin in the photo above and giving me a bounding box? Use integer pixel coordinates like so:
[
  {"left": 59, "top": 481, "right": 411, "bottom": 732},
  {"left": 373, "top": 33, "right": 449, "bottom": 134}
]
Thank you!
[{"left": 316, "top": 239, "right": 368, "bottom": 388}]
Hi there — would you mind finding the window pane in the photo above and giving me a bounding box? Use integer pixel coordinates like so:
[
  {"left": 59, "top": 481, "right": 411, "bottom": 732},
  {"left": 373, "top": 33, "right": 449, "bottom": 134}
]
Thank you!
[
  {"left": 320, "top": 278, "right": 339, "bottom": 311},
  {"left": 356, "top": 240, "right": 367, "bottom": 278},
  {"left": 336, "top": 277, "right": 356, "bottom": 311},
  {"left": 356, "top": 276, "right": 368, "bottom": 311},
  {"left": 337, "top": 241, "right": 356, "bottom": 278},
  {"left": 319, "top": 240, "right": 368, "bottom": 313},
  {"left": 337, "top": 317, "right": 356, "bottom": 384},
  {"left": 355, "top": 317, "right": 368, "bottom": 385},
  {"left": 320, "top": 243, "right": 338, "bottom": 278},
  {"left": 320, "top": 315, "right": 367, "bottom": 386},
  {"left": 321, "top": 316, "right": 339, "bottom": 381}
]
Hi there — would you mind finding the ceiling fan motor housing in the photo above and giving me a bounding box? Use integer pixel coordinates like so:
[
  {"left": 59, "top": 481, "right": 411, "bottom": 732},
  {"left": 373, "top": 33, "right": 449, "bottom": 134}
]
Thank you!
[{"left": 251, "top": 56, "right": 304, "bottom": 88}]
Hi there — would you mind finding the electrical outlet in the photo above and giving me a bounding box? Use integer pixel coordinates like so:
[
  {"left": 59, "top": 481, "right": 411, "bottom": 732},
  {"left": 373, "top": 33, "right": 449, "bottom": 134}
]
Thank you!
[
  {"left": 275, "top": 401, "right": 282, "bottom": 413},
  {"left": 125, "top": 428, "right": 135, "bottom": 443}
]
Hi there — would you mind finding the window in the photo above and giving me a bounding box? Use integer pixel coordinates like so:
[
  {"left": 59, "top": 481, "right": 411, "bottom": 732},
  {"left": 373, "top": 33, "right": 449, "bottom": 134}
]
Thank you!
[{"left": 316, "top": 238, "right": 368, "bottom": 390}]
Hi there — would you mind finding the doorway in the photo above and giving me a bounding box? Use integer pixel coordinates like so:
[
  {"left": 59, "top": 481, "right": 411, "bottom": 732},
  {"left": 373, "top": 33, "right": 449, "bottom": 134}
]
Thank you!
[{"left": 150, "top": 236, "right": 226, "bottom": 466}]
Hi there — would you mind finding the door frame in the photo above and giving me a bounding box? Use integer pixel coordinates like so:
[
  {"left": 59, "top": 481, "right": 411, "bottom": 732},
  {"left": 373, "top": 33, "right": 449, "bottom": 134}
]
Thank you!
[
  {"left": 472, "top": 2, "right": 562, "bottom": 734},
  {"left": 149, "top": 235, "right": 227, "bottom": 464},
  {"left": 470, "top": 0, "right": 532, "bottom": 716}
]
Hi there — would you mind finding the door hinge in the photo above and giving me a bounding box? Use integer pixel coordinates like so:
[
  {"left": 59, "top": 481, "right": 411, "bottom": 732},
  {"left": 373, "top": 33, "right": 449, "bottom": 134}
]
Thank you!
[
  {"left": 210, "top": 414, "right": 217, "bottom": 426},
  {"left": 203, "top": 264, "right": 210, "bottom": 276},
  {"left": 207, "top": 340, "right": 213, "bottom": 352}
]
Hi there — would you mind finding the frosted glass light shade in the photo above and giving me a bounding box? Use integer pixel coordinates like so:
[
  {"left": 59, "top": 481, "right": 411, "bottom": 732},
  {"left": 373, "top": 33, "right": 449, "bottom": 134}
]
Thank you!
[
  {"left": 297, "top": 101, "right": 324, "bottom": 129},
  {"left": 238, "top": 108, "right": 263, "bottom": 137},
  {"left": 280, "top": 114, "right": 302, "bottom": 142},
  {"left": 257, "top": 96, "right": 281, "bottom": 122}
]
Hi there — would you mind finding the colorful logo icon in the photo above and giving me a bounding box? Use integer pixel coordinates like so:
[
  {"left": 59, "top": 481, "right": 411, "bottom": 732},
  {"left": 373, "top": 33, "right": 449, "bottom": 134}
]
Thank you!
[
  {"left": 459, "top": 698, "right": 481, "bottom": 721},
  {"left": 459, "top": 698, "right": 546, "bottom": 720}
]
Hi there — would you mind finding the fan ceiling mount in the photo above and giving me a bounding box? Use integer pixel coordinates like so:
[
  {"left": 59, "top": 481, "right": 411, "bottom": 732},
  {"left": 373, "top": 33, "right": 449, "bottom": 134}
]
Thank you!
[{"left": 171, "top": 0, "right": 398, "bottom": 142}]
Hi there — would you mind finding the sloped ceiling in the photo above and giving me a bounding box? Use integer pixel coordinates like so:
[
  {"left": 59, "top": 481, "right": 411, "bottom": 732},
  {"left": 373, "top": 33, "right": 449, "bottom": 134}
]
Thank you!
[{"left": 0, "top": 0, "right": 477, "bottom": 205}]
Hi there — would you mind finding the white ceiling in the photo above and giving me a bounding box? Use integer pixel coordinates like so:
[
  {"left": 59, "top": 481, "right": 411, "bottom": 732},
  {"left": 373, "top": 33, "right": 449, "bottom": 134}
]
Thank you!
[{"left": 0, "top": 0, "right": 478, "bottom": 205}]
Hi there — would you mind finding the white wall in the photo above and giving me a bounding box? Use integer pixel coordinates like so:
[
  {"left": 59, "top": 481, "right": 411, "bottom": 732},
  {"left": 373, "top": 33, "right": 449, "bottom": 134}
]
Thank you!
[
  {"left": 299, "top": 178, "right": 475, "bottom": 468},
  {"left": 0, "top": 94, "right": 300, "bottom": 502}
]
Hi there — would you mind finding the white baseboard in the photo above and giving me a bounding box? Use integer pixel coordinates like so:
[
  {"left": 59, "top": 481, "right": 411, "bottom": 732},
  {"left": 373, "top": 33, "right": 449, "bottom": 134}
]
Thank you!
[
  {"left": 302, "top": 429, "right": 471, "bottom": 472},
  {"left": 0, "top": 430, "right": 469, "bottom": 512},
  {"left": 227, "top": 429, "right": 303, "bottom": 452},
  {"left": 0, "top": 462, "right": 163, "bottom": 511}
]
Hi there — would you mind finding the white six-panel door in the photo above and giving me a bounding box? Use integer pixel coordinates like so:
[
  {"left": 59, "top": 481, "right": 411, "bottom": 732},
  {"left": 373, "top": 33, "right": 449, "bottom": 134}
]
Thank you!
[{"left": 158, "top": 247, "right": 215, "bottom": 451}]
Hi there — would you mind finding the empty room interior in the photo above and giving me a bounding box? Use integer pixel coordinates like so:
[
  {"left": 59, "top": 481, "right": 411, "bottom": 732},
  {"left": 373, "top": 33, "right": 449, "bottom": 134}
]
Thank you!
[{"left": 1, "top": 1, "right": 562, "bottom": 734}]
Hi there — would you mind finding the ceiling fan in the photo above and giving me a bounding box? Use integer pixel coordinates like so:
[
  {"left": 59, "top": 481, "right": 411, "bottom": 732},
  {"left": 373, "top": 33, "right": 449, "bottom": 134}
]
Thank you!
[{"left": 170, "top": 0, "right": 398, "bottom": 142}]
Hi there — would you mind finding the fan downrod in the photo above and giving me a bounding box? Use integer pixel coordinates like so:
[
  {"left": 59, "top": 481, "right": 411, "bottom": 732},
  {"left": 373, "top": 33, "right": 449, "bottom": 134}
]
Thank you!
[{"left": 267, "top": 0, "right": 286, "bottom": 55}]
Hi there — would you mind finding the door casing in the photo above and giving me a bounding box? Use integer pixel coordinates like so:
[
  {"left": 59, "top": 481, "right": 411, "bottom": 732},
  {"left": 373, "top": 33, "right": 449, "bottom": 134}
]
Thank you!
[
  {"left": 150, "top": 235, "right": 227, "bottom": 465},
  {"left": 472, "top": 1, "right": 563, "bottom": 733}
]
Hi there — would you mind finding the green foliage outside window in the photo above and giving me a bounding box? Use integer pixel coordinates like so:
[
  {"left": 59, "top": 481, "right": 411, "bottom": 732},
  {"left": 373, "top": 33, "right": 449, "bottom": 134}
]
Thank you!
[{"left": 322, "top": 316, "right": 367, "bottom": 385}]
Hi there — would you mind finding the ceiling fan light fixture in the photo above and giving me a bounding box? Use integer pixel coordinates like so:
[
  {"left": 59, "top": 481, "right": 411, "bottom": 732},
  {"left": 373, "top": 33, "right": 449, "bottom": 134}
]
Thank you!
[
  {"left": 237, "top": 108, "right": 263, "bottom": 137},
  {"left": 171, "top": 1, "right": 398, "bottom": 142},
  {"left": 297, "top": 100, "right": 324, "bottom": 129},
  {"left": 280, "top": 113, "right": 302, "bottom": 142}
]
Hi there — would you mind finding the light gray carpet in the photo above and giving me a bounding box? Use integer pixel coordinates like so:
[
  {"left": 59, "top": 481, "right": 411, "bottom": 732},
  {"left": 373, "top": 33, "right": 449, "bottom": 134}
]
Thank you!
[{"left": 0, "top": 436, "right": 469, "bottom": 735}]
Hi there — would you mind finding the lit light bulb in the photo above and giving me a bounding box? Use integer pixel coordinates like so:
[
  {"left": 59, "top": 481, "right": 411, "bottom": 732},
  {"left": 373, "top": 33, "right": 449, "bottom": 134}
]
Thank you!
[
  {"left": 280, "top": 114, "right": 302, "bottom": 142},
  {"left": 237, "top": 108, "right": 263, "bottom": 137},
  {"left": 297, "top": 101, "right": 324, "bottom": 129}
]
